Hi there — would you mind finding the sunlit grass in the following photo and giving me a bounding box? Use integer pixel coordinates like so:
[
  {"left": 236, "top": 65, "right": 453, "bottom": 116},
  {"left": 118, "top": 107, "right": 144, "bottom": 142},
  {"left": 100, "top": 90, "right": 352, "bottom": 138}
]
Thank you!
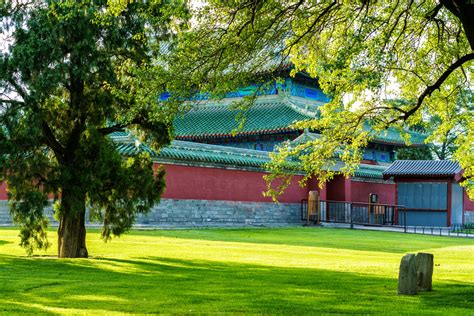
[{"left": 0, "top": 227, "right": 473, "bottom": 314}]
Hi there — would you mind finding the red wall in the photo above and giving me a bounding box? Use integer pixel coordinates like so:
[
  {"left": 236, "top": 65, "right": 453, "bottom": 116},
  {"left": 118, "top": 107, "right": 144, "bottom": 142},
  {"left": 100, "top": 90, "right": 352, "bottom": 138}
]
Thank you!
[
  {"left": 0, "top": 165, "right": 314, "bottom": 203},
  {"left": 326, "top": 175, "right": 347, "bottom": 201},
  {"left": 350, "top": 180, "right": 396, "bottom": 205},
  {"left": 160, "top": 164, "right": 309, "bottom": 203},
  {"left": 0, "top": 182, "right": 7, "bottom": 200},
  {"left": 0, "top": 164, "right": 405, "bottom": 208},
  {"left": 464, "top": 190, "right": 474, "bottom": 211},
  {"left": 324, "top": 174, "right": 396, "bottom": 204}
]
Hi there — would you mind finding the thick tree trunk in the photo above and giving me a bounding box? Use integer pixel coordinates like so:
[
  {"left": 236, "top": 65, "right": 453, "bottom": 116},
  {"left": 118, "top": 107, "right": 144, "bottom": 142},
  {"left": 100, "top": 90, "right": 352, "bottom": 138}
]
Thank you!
[{"left": 57, "top": 192, "right": 88, "bottom": 258}]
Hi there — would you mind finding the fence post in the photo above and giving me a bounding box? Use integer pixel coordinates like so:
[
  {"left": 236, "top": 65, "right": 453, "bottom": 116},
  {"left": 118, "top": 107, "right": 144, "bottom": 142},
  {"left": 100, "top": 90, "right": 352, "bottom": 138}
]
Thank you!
[
  {"left": 350, "top": 204, "right": 354, "bottom": 229},
  {"left": 404, "top": 209, "right": 407, "bottom": 233}
]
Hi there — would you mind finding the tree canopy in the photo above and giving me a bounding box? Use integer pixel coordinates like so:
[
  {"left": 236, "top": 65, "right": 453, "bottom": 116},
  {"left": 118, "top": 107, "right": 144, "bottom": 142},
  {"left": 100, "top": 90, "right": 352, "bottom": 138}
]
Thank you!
[
  {"left": 1, "top": 0, "right": 473, "bottom": 256},
  {"left": 0, "top": 0, "right": 188, "bottom": 257},
  {"left": 172, "top": 0, "right": 474, "bottom": 198}
]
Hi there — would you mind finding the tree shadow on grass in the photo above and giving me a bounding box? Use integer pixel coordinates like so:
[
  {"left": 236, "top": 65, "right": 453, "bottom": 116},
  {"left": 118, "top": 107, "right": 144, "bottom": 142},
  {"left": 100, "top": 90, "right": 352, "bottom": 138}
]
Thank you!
[
  {"left": 0, "top": 254, "right": 472, "bottom": 314},
  {"left": 0, "top": 240, "right": 12, "bottom": 246}
]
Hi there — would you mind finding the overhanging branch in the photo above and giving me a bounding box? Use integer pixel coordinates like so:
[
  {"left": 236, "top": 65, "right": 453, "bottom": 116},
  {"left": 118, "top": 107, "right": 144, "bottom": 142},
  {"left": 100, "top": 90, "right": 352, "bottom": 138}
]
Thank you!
[
  {"left": 401, "top": 51, "right": 474, "bottom": 120},
  {"left": 0, "top": 98, "right": 25, "bottom": 107},
  {"left": 41, "top": 121, "right": 66, "bottom": 161},
  {"left": 97, "top": 118, "right": 143, "bottom": 135}
]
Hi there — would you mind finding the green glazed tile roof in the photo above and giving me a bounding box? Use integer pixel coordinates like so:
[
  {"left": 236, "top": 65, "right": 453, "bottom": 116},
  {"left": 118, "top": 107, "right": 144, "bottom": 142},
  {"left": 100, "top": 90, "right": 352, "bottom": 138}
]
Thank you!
[
  {"left": 174, "top": 97, "right": 315, "bottom": 139},
  {"left": 354, "top": 164, "right": 387, "bottom": 179},
  {"left": 174, "top": 96, "right": 426, "bottom": 146},
  {"left": 331, "top": 161, "right": 387, "bottom": 179},
  {"left": 290, "top": 129, "right": 425, "bottom": 147},
  {"left": 111, "top": 132, "right": 273, "bottom": 169},
  {"left": 383, "top": 160, "right": 462, "bottom": 178},
  {"left": 290, "top": 130, "right": 321, "bottom": 146},
  {"left": 110, "top": 131, "right": 387, "bottom": 178},
  {"left": 158, "top": 141, "right": 272, "bottom": 168},
  {"left": 366, "top": 124, "right": 426, "bottom": 146}
]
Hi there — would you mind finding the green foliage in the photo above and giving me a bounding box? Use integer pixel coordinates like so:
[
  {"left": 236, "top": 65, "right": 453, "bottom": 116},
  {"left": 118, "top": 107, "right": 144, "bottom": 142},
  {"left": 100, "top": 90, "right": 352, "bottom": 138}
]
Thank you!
[
  {"left": 0, "top": 0, "right": 187, "bottom": 254},
  {"left": 396, "top": 146, "right": 433, "bottom": 160},
  {"left": 424, "top": 89, "right": 472, "bottom": 160},
  {"left": 175, "top": 1, "right": 474, "bottom": 198},
  {"left": 394, "top": 124, "right": 433, "bottom": 160}
]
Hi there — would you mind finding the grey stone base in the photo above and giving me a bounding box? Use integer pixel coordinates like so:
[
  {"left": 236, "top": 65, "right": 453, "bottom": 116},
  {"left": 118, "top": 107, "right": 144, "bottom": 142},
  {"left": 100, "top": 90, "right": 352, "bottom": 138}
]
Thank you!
[
  {"left": 465, "top": 211, "right": 474, "bottom": 225},
  {"left": 0, "top": 201, "right": 12, "bottom": 225},
  {"left": 0, "top": 199, "right": 303, "bottom": 227},
  {"left": 0, "top": 200, "right": 56, "bottom": 226}
]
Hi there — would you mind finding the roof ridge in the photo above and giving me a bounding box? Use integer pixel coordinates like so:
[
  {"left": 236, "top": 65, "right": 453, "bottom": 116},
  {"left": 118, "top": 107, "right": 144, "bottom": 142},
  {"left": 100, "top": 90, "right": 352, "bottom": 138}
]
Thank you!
[
  {"left": 188, "top": 94, "right": 285, "bottom": 108},
  {"left": 382, "top": 159, "right": 463, "bottom": 179},
  {"left": 357, "top": 163, "right": 387, "bottom": 170},
  {"left": 169, "top": 140, "right": 271, "bottom": 158},
  {"left": 112, "top": 135, "right": 386, "bottom": 179},
  {"left": 284, "top": 95, "right": 319, "bottom": 118}
]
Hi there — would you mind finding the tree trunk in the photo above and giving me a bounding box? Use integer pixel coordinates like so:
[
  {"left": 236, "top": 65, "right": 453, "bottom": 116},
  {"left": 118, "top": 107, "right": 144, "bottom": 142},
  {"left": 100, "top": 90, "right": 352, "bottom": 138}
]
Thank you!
[{"left": 57, "top": 192, "right": 88, "bottom": 258}]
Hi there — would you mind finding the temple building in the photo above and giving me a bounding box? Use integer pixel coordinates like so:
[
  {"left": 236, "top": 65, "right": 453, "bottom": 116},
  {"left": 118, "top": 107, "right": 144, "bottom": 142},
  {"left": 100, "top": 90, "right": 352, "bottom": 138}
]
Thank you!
[
  {"left": 108, "top": 74, "right": 471, "bottom": 227},
  {"left": 173, "top": 76, "right": 424, "bottom": 164},
  {"left": 1, "top": 74, "right": 473, "bottom": 227}
]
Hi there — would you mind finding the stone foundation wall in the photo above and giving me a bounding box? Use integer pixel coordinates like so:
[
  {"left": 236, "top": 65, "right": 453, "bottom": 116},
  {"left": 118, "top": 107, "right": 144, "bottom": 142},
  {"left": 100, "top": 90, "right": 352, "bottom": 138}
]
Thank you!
[
  {"left": 0, "top": 199, "right": 303, "bottom": 227},
  {"left": 0, "top": 200, "right": 56, "bottom": 225},
  {"left": 464, "top": 211, "right": 474, "bottom": 225},
  {"left": 0, "top": 201, "right": 11, "bottom": 224}
]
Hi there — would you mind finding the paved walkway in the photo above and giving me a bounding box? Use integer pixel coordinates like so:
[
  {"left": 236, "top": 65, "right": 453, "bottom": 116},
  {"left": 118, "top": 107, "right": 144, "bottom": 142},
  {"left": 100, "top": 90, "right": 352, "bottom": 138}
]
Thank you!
[{"left": 321, "top": 222, "right": 474, "bottom": 238}]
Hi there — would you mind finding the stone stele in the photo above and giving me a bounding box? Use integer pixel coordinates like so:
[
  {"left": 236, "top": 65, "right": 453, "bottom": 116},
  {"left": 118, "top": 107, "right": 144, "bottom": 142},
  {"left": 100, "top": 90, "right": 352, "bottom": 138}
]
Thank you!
[
  {"left": 416, "top": 252, "right": 434, "bottom": 292},
  {"left": 398, "top": 253, "right": 417, "bottom": 295}
]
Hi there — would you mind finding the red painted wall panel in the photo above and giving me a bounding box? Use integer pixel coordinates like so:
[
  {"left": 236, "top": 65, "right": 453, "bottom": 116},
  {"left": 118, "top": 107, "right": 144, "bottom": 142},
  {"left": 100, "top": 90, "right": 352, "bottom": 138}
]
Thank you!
[
  {"left": 160, "top": 164, "right": 309, "bottom": 203},
  {"left": 326, "top": 175, "right": 346, "bottom": 201},
  {"left": 464, "top": 190, "right": 474, "bottom": 211},
  {"left": 0, "top": 182, "right": 56, "bottom": 200},
  {"left": 350, "top": 180, "right": 396, "bottom": 205},
  {"left": 0, "top": 182, "right": 7, "bottom": 200},
  {"left": 0, "top": 165, "right": 313, "bottom": 203}
]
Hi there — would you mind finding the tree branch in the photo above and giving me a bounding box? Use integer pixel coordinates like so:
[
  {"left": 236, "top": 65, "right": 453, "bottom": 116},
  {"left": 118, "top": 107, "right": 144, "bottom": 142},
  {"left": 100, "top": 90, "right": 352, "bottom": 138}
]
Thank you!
[
  {"left": 440, "top": 0, "right": 474, "bottom": 49},
  {"left": 97, "top": 124, "right": 128, "bottom": 135},
  {"left": 402, "top": 51, "right": 474, "bottom": 120},
  {"left": 6, "top": 77, "right": 66, "bottom": 160},
  {"left": 0, "top": 98, "right": 25, "bottom": 107},
  {"left": 97, "top": 118, "right": 143, "bottom": 135},
  {"left": 426, "top": 3, "right": 443, "bottom": 20},
  {"left": 41, "top": 121, "right": 66, "bottom": 162},
  {"left": 286, "top": 1, "right": 338, "bottom": 51},
  {"left": 7, "top": 78, "right": 28, "bottom": 102}
]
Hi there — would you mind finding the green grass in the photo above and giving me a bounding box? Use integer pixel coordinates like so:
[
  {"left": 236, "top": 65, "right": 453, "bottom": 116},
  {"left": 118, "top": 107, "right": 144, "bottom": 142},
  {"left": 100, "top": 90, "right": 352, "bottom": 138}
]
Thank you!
[{"left": 0, "top": 227, "right": 473, "bottom": 315}]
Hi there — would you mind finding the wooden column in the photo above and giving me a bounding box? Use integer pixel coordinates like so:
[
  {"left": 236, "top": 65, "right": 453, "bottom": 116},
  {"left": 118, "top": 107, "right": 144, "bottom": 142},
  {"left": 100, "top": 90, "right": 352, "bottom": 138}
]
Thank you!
[{"left": 308, "top": 191, "right": 319, "bottom": 224}]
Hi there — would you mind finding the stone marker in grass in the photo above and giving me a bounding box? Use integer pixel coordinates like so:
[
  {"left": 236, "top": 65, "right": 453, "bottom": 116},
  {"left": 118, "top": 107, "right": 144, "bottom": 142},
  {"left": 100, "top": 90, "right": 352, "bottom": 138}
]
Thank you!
[
  {"left": 398, "top": 254, "right": 417, "bottom": 295},
  {"left": 416, "top": 252, "right": 434, "bottom": 292},
  {"left": 398, "top": 252, "right": 434, "bottom": 295}
]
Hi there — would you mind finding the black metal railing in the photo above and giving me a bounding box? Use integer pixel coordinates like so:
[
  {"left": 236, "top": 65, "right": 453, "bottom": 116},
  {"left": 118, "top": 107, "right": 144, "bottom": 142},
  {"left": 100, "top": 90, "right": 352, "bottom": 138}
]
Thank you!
[
  {"left": 301, "top": 199, "right": 406, "bottom": 229},
  {"left": 403, "top": 224, "right": 473, "bottom": 238},
  {"left": 301, "top": 199, "right": 473, "bottom": 238}
]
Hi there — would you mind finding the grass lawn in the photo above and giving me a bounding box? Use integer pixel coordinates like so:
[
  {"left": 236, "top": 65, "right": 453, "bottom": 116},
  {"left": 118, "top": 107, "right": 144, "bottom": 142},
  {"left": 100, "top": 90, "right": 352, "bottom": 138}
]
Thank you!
[{"left": 0, "top": 227, "right": 473, "bottom": 315}]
